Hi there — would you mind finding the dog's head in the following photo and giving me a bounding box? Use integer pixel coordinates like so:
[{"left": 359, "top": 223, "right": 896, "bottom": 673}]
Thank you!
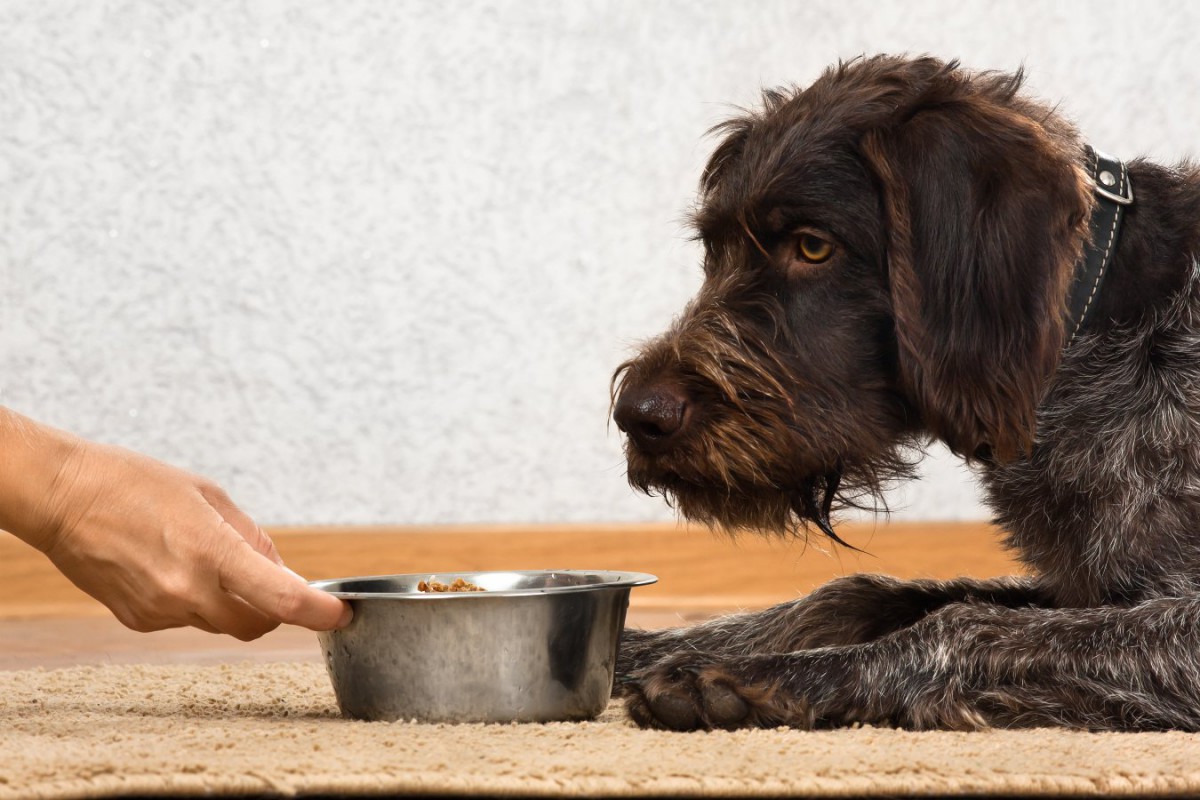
[{"left": 613, "top": 55, "right": 1093, "bottom": 538}]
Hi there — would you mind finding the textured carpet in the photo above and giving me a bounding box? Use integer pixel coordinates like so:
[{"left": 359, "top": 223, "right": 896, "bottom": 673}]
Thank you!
[{"left": 4, "top": 662, "right": 1200, "bottom": 798}]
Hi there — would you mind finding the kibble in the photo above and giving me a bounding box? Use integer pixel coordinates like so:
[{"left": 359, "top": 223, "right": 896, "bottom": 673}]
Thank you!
[{"left": 417, "top": 577, "right": 485, "bottom": 593}]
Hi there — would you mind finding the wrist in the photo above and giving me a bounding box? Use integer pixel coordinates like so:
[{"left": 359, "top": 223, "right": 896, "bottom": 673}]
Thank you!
[{"left": 0, "top": 407, "right": 88, "bottom": 552}]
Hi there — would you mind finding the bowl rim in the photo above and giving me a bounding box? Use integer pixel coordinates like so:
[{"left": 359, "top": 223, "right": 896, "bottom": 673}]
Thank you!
[{"left": 308, "top": 569, "right": 658, "bottom": 599}]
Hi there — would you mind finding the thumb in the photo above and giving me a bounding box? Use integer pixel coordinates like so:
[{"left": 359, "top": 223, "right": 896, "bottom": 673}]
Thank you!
[{"left": 219, "top": 539, "right": 353, "bottom": 630}]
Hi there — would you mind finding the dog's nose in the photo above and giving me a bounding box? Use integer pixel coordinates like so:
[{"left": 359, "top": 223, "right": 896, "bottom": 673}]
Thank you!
[{"left": 614, "top": 382, "right": 692, "bottom": 453}]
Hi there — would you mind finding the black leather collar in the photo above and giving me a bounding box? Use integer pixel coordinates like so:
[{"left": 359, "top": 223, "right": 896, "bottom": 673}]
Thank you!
[{"left": 1064, "top": 146, "right": 1134, "bottom": 347}]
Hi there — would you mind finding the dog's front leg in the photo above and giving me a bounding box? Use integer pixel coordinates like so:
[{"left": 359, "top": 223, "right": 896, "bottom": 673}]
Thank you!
[
  {"left": 615, "top": 574, "right": 1046, "bottom": 696},
  {"left": 625, "top": 596, "right": 1200, "bottom": 731}
]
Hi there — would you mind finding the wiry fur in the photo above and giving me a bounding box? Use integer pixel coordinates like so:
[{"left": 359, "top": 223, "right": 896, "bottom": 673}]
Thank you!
[
  {"left": 612, "top": 54, "right": 1200, "bottom": 731},
  {"left": 612, "top": 266, "right": 916, "bottom": 534}
]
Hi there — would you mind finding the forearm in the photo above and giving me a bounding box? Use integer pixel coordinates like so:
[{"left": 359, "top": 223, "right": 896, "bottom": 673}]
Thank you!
[{"left": 0, "top": 406, "right": 84, "bottom": 551}]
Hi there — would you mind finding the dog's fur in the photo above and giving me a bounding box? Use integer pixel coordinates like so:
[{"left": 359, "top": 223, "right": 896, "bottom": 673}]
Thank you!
[{"left": 611, "top": 55, "right": 1200, "bottom": 731}]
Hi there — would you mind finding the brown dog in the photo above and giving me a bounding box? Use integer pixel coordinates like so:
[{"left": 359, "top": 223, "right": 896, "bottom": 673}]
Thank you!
[{"left": 612, "top": 55, "right": 1200, "bottom": 731}]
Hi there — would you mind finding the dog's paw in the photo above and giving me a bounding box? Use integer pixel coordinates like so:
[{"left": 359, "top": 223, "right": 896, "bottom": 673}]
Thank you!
[
  {"left": 623, "top": 652, "right": 813, "bottom": 731},
  {"left": 613, "top": 627, "right": 678, "bottom": 697}
]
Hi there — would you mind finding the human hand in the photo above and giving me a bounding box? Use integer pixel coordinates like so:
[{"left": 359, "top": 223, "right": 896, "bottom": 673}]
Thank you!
[{"left": 32, "top": 438, "right": 352, "bottom": 640}]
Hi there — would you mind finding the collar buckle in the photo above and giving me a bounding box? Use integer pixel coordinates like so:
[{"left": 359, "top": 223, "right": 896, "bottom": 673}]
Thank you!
[{"left": 1090, "top": 148, "right": 1134, "bottom": 206}]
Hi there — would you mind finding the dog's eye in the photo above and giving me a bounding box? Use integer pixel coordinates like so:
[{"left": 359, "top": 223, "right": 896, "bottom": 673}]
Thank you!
[{"left": 796, "top": 234, "right": 835, "bottom": 264}]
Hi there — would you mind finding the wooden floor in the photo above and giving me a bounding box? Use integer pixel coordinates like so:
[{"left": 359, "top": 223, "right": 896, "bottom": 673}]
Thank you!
[{"left": 0, "top": 521, "right": 1020, "bottom": 670}]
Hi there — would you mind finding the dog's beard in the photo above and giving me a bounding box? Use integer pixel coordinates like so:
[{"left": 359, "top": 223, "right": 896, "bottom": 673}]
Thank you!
[
  {"left": 625, "top": 439, "right": 919, "bottom": 546},
  {"left": 614, "top": 289, "right": 917, "bottom": 545},
  {"left": 796, "top": 470, "right": 846, "bottom": 547},
  {"left": 616, "top": 367, "right": 921, "bottom": 545}
]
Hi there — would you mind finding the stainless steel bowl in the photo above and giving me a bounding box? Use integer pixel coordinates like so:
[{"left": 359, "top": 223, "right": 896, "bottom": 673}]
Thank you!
[{"left": 311, "top": 570, "right": 657, "bottom": 724}]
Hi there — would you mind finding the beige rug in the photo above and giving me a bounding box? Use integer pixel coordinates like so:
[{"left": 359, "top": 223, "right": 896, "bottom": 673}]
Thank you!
[{"left": 4, "top": 662, "right": 1200, "bottom": 798}]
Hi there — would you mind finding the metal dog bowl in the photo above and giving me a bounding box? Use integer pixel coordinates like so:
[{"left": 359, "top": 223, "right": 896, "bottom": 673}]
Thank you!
[{"left": 311, "top": 570, "right": 657, "bottom": 723}]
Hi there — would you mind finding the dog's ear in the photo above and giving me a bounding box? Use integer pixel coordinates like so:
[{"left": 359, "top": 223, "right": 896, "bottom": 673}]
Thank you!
[{"left": 860, "top": 71, "right": 1091, "bottom": 462}]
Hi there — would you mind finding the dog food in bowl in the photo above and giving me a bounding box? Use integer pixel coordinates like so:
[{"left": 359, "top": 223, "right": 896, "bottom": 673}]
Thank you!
[{"left": 417, "top": 577, "right": 484, "bottom": 593}]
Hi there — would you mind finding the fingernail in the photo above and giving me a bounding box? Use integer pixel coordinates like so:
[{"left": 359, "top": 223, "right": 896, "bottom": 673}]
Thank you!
[{"left": 336, "top": 603, "right": 354, "bottom": 629}]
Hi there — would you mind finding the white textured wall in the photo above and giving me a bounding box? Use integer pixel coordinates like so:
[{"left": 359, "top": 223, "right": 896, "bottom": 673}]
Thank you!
[{"left": 3, "top": 1, "right": 1199, "bottom": 526}]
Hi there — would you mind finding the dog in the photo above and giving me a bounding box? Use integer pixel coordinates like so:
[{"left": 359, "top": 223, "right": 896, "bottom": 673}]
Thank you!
[{"left": 610, "top": 54, "right": 1200, "bottom": 732}]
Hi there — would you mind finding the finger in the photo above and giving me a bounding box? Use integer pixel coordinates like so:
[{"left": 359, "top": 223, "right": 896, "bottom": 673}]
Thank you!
[
  {"left": 185, "top": 613, "right": 222, "bottom": 635},
  {"left": 119, "top": 574, "right": 273, "bottom": 639},
  {"left": 110, "top": 605, "right": 219, "bottom": 636},
  {"left": 216, "top": 532, "right": 352, "bottom": 631},
  {"left": 199, "top": 483, "right": 283, "bottom": 565},
  {"left": 195, "top": 593, "right": 281, "bottom": 642}
]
